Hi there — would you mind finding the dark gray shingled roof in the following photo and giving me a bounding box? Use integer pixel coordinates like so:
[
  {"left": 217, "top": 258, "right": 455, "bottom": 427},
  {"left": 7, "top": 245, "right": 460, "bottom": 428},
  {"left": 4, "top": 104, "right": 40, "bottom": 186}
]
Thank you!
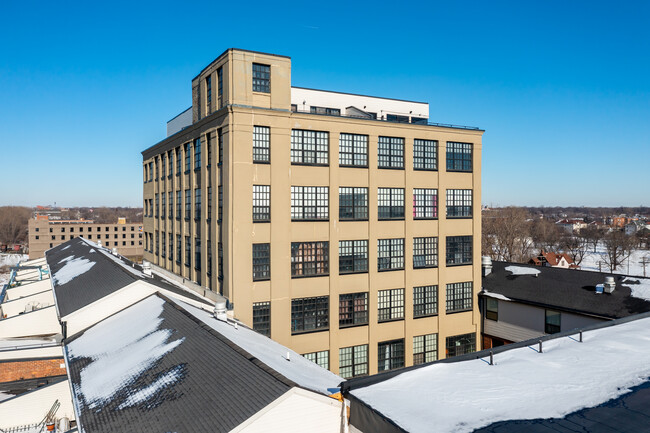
[
  {"left": 66, "top": 294, "right": 295, "bottom": 433},
  {"left": 45, "top": 237, "right": 210, "bottom": 317},
  {"left": 482, "top": 261, "right": 650, "bottom": 319}
]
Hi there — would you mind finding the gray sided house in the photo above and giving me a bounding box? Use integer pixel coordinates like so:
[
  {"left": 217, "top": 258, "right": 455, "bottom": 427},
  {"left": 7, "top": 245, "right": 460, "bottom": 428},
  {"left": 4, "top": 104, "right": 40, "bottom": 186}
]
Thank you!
[{"left": 480, "top": 260, "right": 650, "bottom": 348}]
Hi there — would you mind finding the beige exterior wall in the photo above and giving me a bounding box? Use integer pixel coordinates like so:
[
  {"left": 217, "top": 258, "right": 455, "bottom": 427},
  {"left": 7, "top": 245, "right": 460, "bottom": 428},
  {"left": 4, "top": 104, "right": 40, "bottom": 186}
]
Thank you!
[
  {"left": 28, "top": 218, "right": 143, "bottom": 260},
  {"left": 142, "top": 49, "right": 484, "bottom": 376}
]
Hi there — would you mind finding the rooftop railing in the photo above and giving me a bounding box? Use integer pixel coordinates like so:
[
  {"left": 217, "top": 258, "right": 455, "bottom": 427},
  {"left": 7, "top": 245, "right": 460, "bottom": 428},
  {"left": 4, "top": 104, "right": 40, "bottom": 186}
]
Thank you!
[{"left": 291, "top": 108, "right": 481, "bottom": 131}]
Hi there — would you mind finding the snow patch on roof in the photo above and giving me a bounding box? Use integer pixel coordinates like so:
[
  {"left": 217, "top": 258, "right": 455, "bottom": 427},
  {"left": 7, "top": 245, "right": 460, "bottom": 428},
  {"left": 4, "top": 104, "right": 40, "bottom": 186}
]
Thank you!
[
  {"left": 623, "top": 277, "right": 650, "bottom": 302},
  {"left": 174, "top": 299, "right": 343, "bottom": 395},
  {"left": 505, "top": 265, "right": 541, "bottom": 276},
  {"left": 351, "top": 316, "right": 650, "bottom": 433},
  {"left": 67, "top": 296, "right": 184, "bottom": 410},
  {"left": 53, "top": 257, "right": 96, "bottom": 285},
  {"left": 482, "top": 290, "right": 511, "bottom": 301}
]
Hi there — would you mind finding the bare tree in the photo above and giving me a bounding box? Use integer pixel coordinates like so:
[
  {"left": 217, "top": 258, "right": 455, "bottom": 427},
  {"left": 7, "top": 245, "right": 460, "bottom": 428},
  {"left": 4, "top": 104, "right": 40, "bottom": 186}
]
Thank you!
[
  {"left": 530, "top": 218, "right": 562, "bottom": 252},
  {"left": 560, "top": 233, "right": 587, "bottom": 266},
  {"left": 602, "top": 231, "right": 636, "bottom": 272},
  {"left": 580, "top": 225, "right": 604, "bottom": 253},
  {"left": 0, "top": 206, "right": 32, "bottom": 244},
  {"left": 483, "top": 207, "right": 532, "bottom": 262}
]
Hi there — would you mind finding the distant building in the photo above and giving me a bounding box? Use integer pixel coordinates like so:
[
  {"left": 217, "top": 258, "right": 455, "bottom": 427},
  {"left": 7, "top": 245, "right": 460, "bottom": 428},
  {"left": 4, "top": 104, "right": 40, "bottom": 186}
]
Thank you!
[
  {"left": 556, "top": 218, "right": 586, "bottom": 233},
  {"left": 480, "top": 260, "right": 650, "bottom": 348},
  {"left": 28, "top": 215, "right": 143, "bottom": 261},
  {"left": 528, "top": 250, "right": 578, "bottom": 269}
]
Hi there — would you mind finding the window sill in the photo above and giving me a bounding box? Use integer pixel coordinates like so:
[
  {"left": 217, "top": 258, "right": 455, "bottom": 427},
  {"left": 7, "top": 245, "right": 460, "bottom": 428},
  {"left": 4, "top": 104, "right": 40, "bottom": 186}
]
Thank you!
[
  {"left": 378, "top": 268, "right": 404, "bottom": 272},
  {"left": 253, "top": 220, "right": 271, "bottom": 224},
  {"left": 291, "top": 162, "right": 329, "bottom": 167},
  {"left": 446, "top": 169, "right": 473, "bottom": 173},
  {"left": 414, "top": 313, "right": 439, "bottom": 319},
  {"left": 291, "top": 274, "right": 330, "bottom": 279},
  {"left": 445, "top": 262, "right": 473, "bottom": 267},
  {"left": 339, "top": 322, "right": 369, "bottom": 330},
  {"left": 339, "top": 270, "right": 369, "bottom": 276},
  {"left": 339, "top": 164, "right": 369, "bottom": 169},
  {"left": 413, "top": 168, "right": 438, "bottom": 172},
  {"left": 377, "top": 166, "right": 405, "bottom": 170},
  {"left": 414, "top": 265, "right": 438, "bottom": 270},
  {"left": 414, "top": 217, "right": 439, "bottom": 221},
  {"left": 446, "top": 309, "right": 473, "bottom": 315},
  {"left": 291, "top": 328, "right": 329, "bottom": 336},
  {"left": 253, "top": 278, "right": 271, "bottom": 282},
  {"left": 291, "top": 219, "right": 329, "bottom": 222},
  {"left": 446, "top": 216, "right": 473, "bottom": 219},
  {"left": 253, "top": 160, "right": 271, "bottom": 165},
  {"left": 378, "top": 318, "right": 404, "bottom": 324},
  {"left": 378, "top": 218, "right": 405, "bottom": 221}
]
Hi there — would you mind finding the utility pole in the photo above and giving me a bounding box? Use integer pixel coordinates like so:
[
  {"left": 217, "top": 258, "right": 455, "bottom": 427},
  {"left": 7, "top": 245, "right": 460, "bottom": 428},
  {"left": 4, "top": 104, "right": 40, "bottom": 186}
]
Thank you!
[{"left": 641, "top": 256, "right": 650, "bottom": 278}]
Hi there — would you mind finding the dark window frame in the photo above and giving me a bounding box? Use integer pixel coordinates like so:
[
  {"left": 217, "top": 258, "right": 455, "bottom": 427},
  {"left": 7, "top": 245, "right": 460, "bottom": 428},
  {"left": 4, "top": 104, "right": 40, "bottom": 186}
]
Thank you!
[
  {"left": 338, "top": 240, "right": 368, "bottom": 274},
  {"left": 378, "top": 288, "right": 405, "bottom": 322},
  {"left": 446, "top": 142, "right": 473, "bottom": 172},
  {"left": 378, "top": 188, "right": 405, "bottom": 220},
  {"left": 413, "top": 139, "right": 438, "bottom": 171},
  {"left": 446, "top": 235, "right": 473, "bottom": 266},
  {"left": 486, "top": 298, "right": 499, "bottom": 321},
  {"left": 378, "top": 339, "right": 405, "bottom": 372},
  {"left": 291, "top": 296, "right": 329, "bottom": 334},
  {"left": 413, "top": 237, "right": 438, "bottom": 269},
  {"left": 253, "top": 185, "right": 271, "bottom": 222},
  {"left": 378, "top": 136, "right": 404, "bottom": 169},
  {"left": 446, "top": 333, "right": 476, "bottom": 358},
  {"left": 339, "top": 187, "right": 368, "bottom": 221},
  {"left": 339, "top": 133, "right": 368, "bottom": 167},
  {"left": 339, "top": 292, "right": 369, "bottom": 328},
  {"left": 252, "top": 63, "right": 271, "bottom": 93},
  {"left": 545, "top": 309, "right": 561, "bottom": 334},
  {"left": 413, "top": 333, "right": 438, "bottom": 365},
  {"left": 253, "top": 243, "right": 271, "bottom": 281},
  {"left": 291, "top": 241, "right": 329, "bottom": 278},
  {"left": 377, "top": 238, "right": 404, "bottom": 271},
  {"left": 291, "top": 129, "right": 329, "bottom": 166},
  {"left": 446, "top": 189, "right": 473, "bottom": 218},
  {"left": 339, "top": 344, "right": 368, "bottom": 379},
  {"left": 413, "top": 188, "right": 438, "bottom": 219},
  {"left": 414, "top": 285, "right": 438, "bottom": 318},
  {"left": 253, "top": 302, "right": 271, "bottom": 337},
  {"left": 253, "top": 125, "right": 270, "bottom": 163},
  {"left": 446, "top": 282, "right": 473, "bottom": 313},
  {"left": 291, "top": 186, "right": 329, "bottom": 221}
]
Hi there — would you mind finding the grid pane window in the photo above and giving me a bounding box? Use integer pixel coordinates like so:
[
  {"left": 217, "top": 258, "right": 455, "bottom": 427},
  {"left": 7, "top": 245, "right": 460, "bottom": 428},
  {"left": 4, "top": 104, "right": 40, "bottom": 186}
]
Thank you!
[
  {"left": 545, "top": 310, "right": 561, "bottom": 334},
  {"left": 207, "top": 186, "right": 212, "bottom": 220},
  {"left": 338, "top": 240, "right": 368, "bottom": 274},
  {"left": 176, "top": 191, "right": 181, "bottom": 220},
  {"left": 195, "top": 238, "right": 201, "bottom": 270},
  {"left": 184, "top": 236, "right": 191, "bottom": 267},
  {"left": 253, "top": 185, "right": 270, "bottom": 222},
  {"left": 205, "top": 75, "right": 212, "bottom": 114},
  {"left": 176, "top": 148, "right": 181, "bottom": 174},
  {"left": 414, "top": 285, "right": 438, "bottom": 318},
  {"left": 185, "top": 190, "right": 191, "bottom": 220},
  {"left": 446, "top": 333, "right": 476, "bottom": 358},
  {"left": 168, "top": 150, "right": 173, "bottom": 176},
  {"left": 413, "top": 334, "right": 438, "bottom": 365},
  {"left": 446, "top": 142, "right": 472, "bottom": 172},
  {"left": 486, "top": 298, "right": 498, "bottom": 321},
  {"left": 303, "top": 351, "right": 329, "bottom": 370},
  {"left": 413, "top": 189, "right": 438, "bottom": 219},
  {"left": 291, "top": 296, "right": 329, "bottom": 333},
  {"left": 168, "top": 192, "right": 173, "bottom": 219},
  {"left": 339, "top": 187, "right": 368, "bottom": 220},
  {"left": 378, "top": 339, "right": 404, "bottom": 372},
  {"left": 446, "top": 189, "right": 473, "bottom": 218},
  {"left": 291, "top": 242, "right": 329, "bottom": 277},
  {"left": 195, "top": 189, "right": 201, "bottom": 220},
  {"left": 291, "top": 130, "right": 329, "bottom": 165},
  {"left": 253, "top": 302, "right": 271, "bottom": 337},
  {"left": 378, "top": 288, "right": 404, "bottom": 322},
  {"left": 446, "top": 282, "right": 473, "bottom": 313},
  {"left": 194, "top": 138, "right": 201, "bottom": 169},
  {"left": 291, "top": 186, "right": 329, "bottom": 220},
  {"left": 176, "top": 234, "right": 181, "bottom": 263},
  {"left": 339, "top": 345, "right": 368, "bottom": 379},
  {"left": 339, "top": 292, "right": 368, "bottom": 327},
  {"left": 446, "top": 236, "right": 473, "bottom": 265},
  {"left": 253, "top": 126, "right": 270, "bottom": 163},
  {"left": 414, "top": 139, "right": 437, "bottom": 170},
  {"left": 184, "top": 143, "right": 191, "bottom": 172},
  {"left": 252, "top": 63, "right": 270, "bottom": 93},
  {"left": 413, "top": 237, "right": 438, "bottom": 268},
  {"left": 169, "top": 233, "right": 173, "bottom": 262},
  {"left": 161, "top": 194, "right": 166, "bottom": 219},
  {"left": 207, "top": 134, "right": 212, "bottom": 166},
  {"left": 253, "top": 243, "right": 270, "bottom": 281},
  {"left": 339, "top": 133, "right": 368, "bottom": 167},
  {"left": 217, "top": 67, "right": 223, "bottom": 108},
  {"left": 378, "top": 136, "right": 404, "bottom": 169},
  {"left": 377, "top": 238, "right": 404, "bottom": 271},
  {"left": 378, "top": 188, "right": 404, "bottom": 220}
]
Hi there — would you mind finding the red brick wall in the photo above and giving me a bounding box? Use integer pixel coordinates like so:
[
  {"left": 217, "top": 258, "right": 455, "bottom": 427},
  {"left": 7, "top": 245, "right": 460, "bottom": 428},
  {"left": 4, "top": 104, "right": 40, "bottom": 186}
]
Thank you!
[{"left": 0, "top": 359, "right": 66, "bottom": 383}]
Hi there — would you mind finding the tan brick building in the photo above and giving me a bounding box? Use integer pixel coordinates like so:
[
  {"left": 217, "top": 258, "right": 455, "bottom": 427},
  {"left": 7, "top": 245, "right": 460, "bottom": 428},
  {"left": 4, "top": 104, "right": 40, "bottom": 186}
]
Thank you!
[
  {"left": 28, "top": 216, "right": 143, "bottom": 261},
  {"left": 142, "top": 48, "right": 484, "bottom": 377}
]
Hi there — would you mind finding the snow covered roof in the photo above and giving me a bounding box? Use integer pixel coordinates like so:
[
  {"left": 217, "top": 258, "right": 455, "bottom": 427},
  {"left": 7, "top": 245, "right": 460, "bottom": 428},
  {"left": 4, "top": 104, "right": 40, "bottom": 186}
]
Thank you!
[
  {"left": 481, "top": 261, "right": 650, "bottom": 319},
  {"left": 343, "top": 313, "right": 650, "bottom": 433},
  {"left": 45, "top": 238, "right": 211, "bottom": 317},
  {"left": 66, "top": 293, "right": 342, "bottom": 433}
]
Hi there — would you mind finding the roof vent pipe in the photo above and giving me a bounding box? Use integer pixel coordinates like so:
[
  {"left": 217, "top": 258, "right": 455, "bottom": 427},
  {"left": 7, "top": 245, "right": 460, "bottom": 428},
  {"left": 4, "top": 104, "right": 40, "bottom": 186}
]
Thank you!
[
  {"left": 142, "top": 261, "right": 152, "bottom": 277},
  {"left": 213, "top": 300, "right": 227, "bottom": 322},
  {"left": 482, "top": 256, "right": 493, "bottom": 277},
  {"left": 111, "top": 247, "right": 118, "bottom": 255},
  {"left": 604, "top": 276, "right": 616, "bottom": 293}
]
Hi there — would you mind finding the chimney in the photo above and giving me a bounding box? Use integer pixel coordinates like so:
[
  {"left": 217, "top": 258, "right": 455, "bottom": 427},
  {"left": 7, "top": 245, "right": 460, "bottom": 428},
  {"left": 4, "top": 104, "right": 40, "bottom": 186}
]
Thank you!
[
  {"left": 142, "top": 260, "right": 152, "bottom": 277},
  {"left": 604, "top": 276, "right": 616, "bottom": 293},
  {"left": 482, "top": 256, "right": 493, "bottom": 277}
]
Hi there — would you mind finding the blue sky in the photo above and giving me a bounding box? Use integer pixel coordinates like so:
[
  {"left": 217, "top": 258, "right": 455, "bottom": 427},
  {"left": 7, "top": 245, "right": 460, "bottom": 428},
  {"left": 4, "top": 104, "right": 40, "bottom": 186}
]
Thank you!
[{"left": 1, "top": 0, "right": 648, "bottom": 207}]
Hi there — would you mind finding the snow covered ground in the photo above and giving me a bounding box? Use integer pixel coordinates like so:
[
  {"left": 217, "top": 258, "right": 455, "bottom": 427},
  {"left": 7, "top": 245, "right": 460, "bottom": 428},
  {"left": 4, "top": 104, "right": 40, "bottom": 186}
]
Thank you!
[
  {"left": 580, "top": 243, "right": 650, "bottom": 277},
  {"left": 351, "top": 316, "right": 650, "bottom": 433}
]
